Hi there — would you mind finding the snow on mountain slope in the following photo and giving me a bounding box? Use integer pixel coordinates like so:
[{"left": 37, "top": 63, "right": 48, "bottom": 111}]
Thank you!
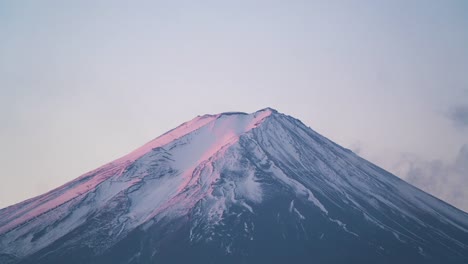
[
  {"left": 0, "top": 109, "right": 273, "bottom": 258},
  {"left": 0, "top": 108, "right": 467, "bottom": 264}
]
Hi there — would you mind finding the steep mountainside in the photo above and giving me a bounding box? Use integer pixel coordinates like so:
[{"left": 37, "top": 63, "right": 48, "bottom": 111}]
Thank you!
[{"left": 1, "top": 108, "right": 467, "bottom": 264}]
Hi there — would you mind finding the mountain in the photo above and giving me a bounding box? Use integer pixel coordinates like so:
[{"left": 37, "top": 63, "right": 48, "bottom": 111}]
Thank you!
[{"left": 0, "top": 108, "right": 467, "bottom": 264}]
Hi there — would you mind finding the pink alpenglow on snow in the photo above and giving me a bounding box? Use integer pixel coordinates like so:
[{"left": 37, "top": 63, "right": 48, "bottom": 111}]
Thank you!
[
  {"left": 124, "top": 108, "right": 274, "bottom": 163},
  {"left": 0, "top": 108, "right": 274, "bottom": 238}
]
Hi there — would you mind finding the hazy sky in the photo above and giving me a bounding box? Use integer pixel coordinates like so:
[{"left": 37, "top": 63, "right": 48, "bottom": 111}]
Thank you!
[{"left": 1, "top": 1, "right": 467, "bottom": 211}]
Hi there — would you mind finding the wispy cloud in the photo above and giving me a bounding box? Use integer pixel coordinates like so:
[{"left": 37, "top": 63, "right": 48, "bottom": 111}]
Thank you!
[
  {"left": 448, "top": 105, "right": 468, "bottom": 129},
  {"left": 351, "top": 142, "right": 468, "bottom": 212},
  {"left": 404, "top": 145, "right": 468, "bottom": 212},
  {"left": 349, "top": 141, "right": 364, "bottom": 155}
]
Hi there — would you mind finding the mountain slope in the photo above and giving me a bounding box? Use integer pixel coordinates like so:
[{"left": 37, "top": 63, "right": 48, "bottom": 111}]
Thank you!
[{"left": 1, "top": 108, "right": 467, "bottom": 264}]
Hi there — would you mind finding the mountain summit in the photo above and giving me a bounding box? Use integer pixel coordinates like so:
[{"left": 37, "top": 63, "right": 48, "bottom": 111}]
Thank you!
[{"left": 1, "top": 108, "right": 467, "bottom": 263}]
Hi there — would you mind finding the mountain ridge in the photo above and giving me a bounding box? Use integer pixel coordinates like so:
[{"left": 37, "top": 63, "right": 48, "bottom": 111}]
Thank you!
[
  {"left": 1, "top": 108, "right": 467, "bottom": 264},
  {"left": 0, "top": 108, "right": 274, "bottom": 231}
]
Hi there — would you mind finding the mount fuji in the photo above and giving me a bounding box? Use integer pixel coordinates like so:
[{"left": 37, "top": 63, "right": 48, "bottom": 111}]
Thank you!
[{"left": 1, "top": 108, "right": 467, "bottom": 263}]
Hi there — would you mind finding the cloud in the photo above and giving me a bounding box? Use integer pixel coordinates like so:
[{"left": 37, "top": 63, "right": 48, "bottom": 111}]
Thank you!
[
  {"left": 349, "top": 141, "right": 468, "bottom": 212},
  {"left": 448, "top": 105, "right": 468, "bottom": 129},
  {"left": 403, "top": 145, "right": 468, "bottom": 212},
  {"left": 349, "top": 141, "right": 364, "bottom": 155}
]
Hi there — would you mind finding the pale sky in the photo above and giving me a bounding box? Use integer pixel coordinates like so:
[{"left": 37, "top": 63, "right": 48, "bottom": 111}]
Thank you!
[{"left": 1, "top": 1, "right": 467, "bottom": 211}]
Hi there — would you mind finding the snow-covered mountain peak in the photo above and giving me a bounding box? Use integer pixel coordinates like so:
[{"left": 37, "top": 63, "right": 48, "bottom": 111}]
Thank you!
[
  {"left": 1, "top": 108, "right": 467, "bottom": 264},
  {"left": 117, "top": 108, "right": 275, "bottom": 163},
  {"left": 255, "top": 106, "right": 278, "bottom": 114},
  {"left": 0, "top": 109, "right": 275, "bottom": 237}
]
